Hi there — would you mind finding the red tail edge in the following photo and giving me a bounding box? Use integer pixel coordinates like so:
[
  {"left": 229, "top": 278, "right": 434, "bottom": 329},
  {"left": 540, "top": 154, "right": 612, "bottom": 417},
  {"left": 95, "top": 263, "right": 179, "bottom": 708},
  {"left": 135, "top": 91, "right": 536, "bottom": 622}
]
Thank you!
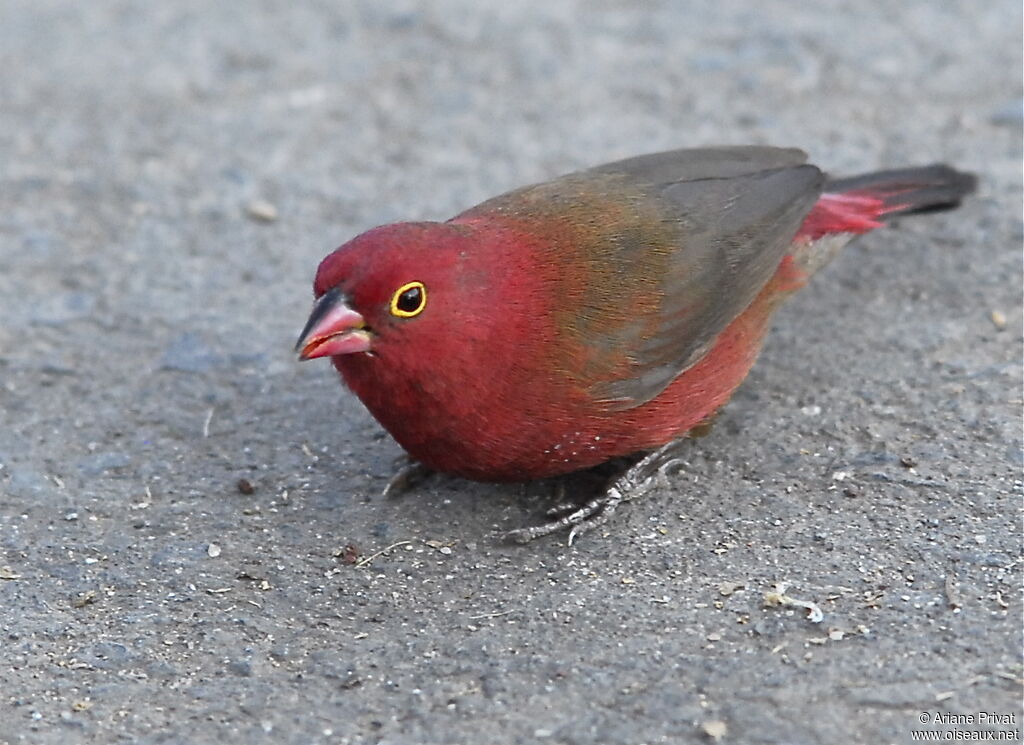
[
  {"left": 796, "top": 193, "right": 888, "bottom": 241},
  {"left": 796, "top": 163, "right": 977, "bottom": 242}
]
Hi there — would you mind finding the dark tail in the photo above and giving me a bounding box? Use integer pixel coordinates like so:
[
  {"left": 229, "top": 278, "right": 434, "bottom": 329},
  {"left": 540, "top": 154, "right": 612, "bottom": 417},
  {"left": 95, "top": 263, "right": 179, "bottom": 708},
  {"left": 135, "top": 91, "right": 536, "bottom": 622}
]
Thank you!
[
  {"left": 825, "top": 164, "right": 978, "bottom": 219},
  {"left": 793, "top": 163, "right": 977, "bottom": 273}
]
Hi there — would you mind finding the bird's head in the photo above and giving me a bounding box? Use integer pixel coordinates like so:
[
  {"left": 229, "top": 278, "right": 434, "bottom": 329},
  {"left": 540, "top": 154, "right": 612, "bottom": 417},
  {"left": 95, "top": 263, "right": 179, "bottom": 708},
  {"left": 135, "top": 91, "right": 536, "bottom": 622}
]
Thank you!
[{"left": 296, "top": 221, "right": 523, "bottom": 365}]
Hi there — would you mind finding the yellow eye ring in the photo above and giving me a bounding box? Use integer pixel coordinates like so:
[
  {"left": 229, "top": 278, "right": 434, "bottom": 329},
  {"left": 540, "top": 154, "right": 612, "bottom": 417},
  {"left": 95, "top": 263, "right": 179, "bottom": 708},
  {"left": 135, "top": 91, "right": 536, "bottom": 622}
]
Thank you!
[{"left": 390, "top": 281, "right": 427, "bottom": 318}]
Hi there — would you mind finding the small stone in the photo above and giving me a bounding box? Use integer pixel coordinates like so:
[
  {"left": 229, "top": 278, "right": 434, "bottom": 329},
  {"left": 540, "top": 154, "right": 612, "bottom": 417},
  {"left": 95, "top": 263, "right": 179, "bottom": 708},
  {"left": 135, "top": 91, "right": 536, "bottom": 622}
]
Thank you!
[
  {"left": 207, "top": 543, "right": 222, "bottom": 558},
  {"left": 246, "top": 199, "right": 278, "bottom": 222},
  {"left": 236, "top": 478, "right": 255, "bottom": 495},
  {"left": 718, "top": 581, "right": 743, "bottom": 597},
  {"left": 990, "top": 309, "right": 1007, "bottom": 330},
  {"left": 701, "top": 719, "right": 728, "bottom": 740},
  {"left": 706, "top": 632, "right": 722, "bottom": 641}
]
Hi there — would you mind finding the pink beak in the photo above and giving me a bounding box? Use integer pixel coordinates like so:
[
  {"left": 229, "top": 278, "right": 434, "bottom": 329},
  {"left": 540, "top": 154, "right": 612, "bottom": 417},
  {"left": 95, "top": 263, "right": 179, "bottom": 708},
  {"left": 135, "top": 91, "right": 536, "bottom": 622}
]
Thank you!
[{"left": 296, "top": 288, "right": 372, "bottom": 360}]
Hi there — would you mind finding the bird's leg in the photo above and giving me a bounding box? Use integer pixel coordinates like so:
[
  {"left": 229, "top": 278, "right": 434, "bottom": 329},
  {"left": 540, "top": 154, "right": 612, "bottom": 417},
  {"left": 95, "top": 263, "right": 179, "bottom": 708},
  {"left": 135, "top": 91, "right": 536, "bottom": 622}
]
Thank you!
[
  {"left": 381, "top": 459, "right": 432, "bottom": 498},
  {"left": 503, "top": 440, "right": 687, "bottom": 545}
]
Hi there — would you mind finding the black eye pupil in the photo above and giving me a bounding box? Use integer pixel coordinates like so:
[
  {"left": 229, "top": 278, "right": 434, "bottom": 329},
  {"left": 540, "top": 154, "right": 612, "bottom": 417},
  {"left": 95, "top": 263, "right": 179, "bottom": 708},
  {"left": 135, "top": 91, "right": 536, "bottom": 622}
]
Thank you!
[{"left": 397, "top": 287, "right": 422, "bottom": 312}]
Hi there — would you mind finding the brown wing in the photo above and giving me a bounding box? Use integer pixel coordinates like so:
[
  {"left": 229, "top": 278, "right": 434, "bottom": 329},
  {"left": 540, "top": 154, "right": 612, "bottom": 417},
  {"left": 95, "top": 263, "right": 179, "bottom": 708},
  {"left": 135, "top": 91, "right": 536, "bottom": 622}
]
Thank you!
[
  {"left": 457, "top": 146, "right": 824, "bottom": 410},
  {"left": 586, "top": 147, "right": 823, "bottom": 408}
]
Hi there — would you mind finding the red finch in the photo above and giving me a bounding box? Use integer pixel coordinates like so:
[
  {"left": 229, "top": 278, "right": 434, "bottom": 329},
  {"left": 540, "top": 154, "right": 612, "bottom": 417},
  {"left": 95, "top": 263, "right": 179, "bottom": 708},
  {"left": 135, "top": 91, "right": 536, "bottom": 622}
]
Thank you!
[{"left": 296, "top": 147, "right": 975, "bottom": 542}]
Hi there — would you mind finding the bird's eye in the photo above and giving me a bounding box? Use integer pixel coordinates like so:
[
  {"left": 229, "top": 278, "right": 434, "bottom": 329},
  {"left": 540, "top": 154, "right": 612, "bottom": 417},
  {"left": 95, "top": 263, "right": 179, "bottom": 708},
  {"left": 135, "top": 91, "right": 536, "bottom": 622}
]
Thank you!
[{"left": 390, "top": 281, "right": 426, "bottom": 318}]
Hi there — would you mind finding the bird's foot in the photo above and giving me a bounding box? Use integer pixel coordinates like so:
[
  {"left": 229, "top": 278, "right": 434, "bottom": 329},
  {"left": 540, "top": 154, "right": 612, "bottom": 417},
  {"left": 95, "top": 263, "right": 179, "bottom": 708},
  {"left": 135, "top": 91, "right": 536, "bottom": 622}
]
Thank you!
[
  {"left": 381, "top": 460, "right": 432, "bottom": 499},
  {"left": 503, "top": 441, "right": 686, "bottom": 545}
]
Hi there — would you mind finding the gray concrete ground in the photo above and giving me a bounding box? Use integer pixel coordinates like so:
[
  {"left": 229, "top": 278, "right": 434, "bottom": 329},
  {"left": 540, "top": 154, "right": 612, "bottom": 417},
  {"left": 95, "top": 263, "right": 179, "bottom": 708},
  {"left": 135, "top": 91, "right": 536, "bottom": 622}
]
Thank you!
[{"left": 1, "top": 2, "right": 1021, "bottom": 744}]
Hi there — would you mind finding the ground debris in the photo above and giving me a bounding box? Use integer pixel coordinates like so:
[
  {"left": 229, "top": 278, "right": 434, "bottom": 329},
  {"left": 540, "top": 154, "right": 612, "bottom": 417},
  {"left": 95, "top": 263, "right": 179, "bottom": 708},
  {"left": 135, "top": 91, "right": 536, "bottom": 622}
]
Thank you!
[
  {"left": 863, "top": 589, "right": 885, "bottom": 609},
  {"left": 718, "top": 581, "right": 744, "bottom": 597},
  {"left": 763, "top": 582, "right": 824, "bottom": 623},
  {"left": 72, "top": 590, "right": 97, "bottom": 608},
  {"left": 236, "top": 571, "right": 271, "bottom": 590},
  {"left": 355, "top": 540, "right": 413, "bottom": 567},
  {"left": 701, "top": 719, "right": 728, "bottom": 741},
  {"left": 334, "top": 544, "right": 360, "bottom": 565},
  {"left": 806, "top": 626, "right": 867, "bottom": 645}
]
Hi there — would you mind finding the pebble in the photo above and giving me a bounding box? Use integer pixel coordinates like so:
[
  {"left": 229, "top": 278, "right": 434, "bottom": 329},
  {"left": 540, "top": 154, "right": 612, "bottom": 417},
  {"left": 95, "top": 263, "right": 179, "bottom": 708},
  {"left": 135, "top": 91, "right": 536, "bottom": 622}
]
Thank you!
[
  {"left": 701, "top": 720, "right": 728, "bottom": 741},
  {"left": 246, "top": 199, "right": 278, "bottom": 222}
]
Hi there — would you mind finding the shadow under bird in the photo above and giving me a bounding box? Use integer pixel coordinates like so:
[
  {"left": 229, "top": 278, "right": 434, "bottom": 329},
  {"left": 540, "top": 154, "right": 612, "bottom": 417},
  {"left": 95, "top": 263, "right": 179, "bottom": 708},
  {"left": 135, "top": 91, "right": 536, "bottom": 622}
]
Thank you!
[{"left": 296, "top": 146, "right": 976, "bottom": 543}]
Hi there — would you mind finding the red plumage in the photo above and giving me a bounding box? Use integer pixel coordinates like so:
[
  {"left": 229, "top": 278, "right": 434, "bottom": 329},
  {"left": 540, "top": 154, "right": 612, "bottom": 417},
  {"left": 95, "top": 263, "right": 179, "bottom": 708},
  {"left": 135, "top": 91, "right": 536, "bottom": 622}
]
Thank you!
[
  {"left": 297, "top": 148, "right": 975, "bottom": 483},
  {"left": 796, "top": 193, "right": 888, "bottom": 240}
]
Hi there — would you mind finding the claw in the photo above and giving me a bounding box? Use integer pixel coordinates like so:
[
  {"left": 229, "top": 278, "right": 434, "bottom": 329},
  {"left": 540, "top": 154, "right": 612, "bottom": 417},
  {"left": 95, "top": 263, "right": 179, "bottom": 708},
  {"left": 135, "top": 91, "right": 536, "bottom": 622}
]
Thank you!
[
  {"left": 502, "top": 441, "right": 686, "bottom": 545},
  {"left": 503, "top": 495, "right": 606, "bottom": 544}
]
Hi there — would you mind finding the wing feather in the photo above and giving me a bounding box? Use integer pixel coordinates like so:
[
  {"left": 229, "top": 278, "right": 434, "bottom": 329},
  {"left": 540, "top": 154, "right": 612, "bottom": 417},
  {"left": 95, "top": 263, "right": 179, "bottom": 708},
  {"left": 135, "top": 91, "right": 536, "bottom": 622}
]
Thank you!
[{"left": 587, "top": 149, "right": 824, "bottom": 408}]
